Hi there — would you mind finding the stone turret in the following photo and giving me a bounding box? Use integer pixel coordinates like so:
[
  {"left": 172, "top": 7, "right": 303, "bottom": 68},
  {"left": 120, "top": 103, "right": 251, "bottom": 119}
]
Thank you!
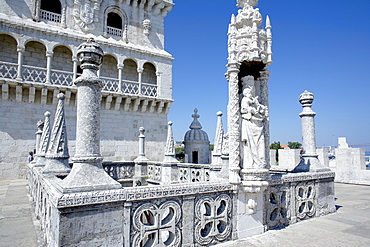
[{"left": 184, "top": 109, "right": 210, "bottom": 164}]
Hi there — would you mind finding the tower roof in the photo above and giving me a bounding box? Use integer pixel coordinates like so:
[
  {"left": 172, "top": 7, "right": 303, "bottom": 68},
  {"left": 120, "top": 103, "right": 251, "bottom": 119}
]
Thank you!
[{"left": 184, "top": 109, "right": 209, "bottom": 142}]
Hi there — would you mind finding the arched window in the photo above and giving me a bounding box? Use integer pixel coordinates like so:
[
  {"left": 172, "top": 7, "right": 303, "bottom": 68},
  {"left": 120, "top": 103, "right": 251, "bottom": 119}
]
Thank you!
[
  {"left": 142, "top": 62, "right": 157, "bottom": 84},
  {"left": 105, "top": 7, "right": 127, "bottom": 39},
  {"left": 107, "top": 12, "right": 123, "bottom": 36},
  {"left": 40, "top": 0, "right": 61, "bottom": 22},
  {"left": 107, "top": 13, "right": 122, "bottom": 29}
]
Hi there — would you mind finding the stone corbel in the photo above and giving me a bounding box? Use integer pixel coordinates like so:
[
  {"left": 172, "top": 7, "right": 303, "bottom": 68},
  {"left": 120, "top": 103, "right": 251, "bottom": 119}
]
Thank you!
[
  {"left": 123, "top": 98, "right": 131, "bottom": 111},
  {"left": 145, "top": 0, "right": 155, "bottom": 12},
  {"left": 29, "top": 86, "right": 36, "bottom": 103},
  {"left": 105, "top": 95, "right": 113, "bottom": 110},
  {"left": 41, "top": 88, "right": 48, "bottom": 105},
  {"left": 141, "top": 99, "right": 149, "bottom": 113},
  {"left": 149, "top": 100, "right": 156, "bottom": 113},
  {"left": 139, "top": 0, "right": 147, "bottom": 9},
  {"left": 153, "top": 2, "right": 165, "bottom": 15},
  {"left": 164, "top": 102, "right": 172, "bottom": 114},
  {"left": 157, "top": 101, "right": 165, "bottom": 113},
  {"left": 114, "top": 96, "right": 122, "bottom": 111},
  {"left": 52, "top": 89, "right": 60, "bottom": 105},
  {"left": 16, "top": 85, "right": 22, "bottom": 102},
  {"left": 64, "top": 90, "right": 71, "bottom": 106},
  {"left": 161, "top": 4, "right": 173, "bottom": 17},
  {"left": 125, "top": 0, "right": 131, "bottom": 6},
  {"left": 132, "top": 98, "right": 141, "bottom": 112}
]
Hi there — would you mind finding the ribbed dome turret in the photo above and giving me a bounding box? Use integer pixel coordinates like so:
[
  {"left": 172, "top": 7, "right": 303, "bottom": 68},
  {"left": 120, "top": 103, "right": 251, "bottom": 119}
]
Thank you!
[{"left": 184, "top": 109, "right": 209, "bottom": 142}]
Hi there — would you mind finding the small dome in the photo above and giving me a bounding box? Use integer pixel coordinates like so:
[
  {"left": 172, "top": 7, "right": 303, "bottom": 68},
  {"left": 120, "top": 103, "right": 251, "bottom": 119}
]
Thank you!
[{"left": 184, "top": 109, "right": 209, "bottom": 142}]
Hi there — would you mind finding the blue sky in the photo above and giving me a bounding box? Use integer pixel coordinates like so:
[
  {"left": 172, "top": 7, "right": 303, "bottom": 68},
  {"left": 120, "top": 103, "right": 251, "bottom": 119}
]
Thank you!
[{"left": 165, "top": 0, "right": 370, "bottom": 150}]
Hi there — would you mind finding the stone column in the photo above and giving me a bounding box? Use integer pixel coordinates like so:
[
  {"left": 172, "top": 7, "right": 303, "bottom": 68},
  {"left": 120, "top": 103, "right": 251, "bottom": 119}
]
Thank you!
[
  {"left": 61, "top": 38, "right": 120, "bottom": 192},
  {"left": 294, "top": 90, "right": 329, "bottom": 172},
  {"left": 16, "top": 46, "right": 24, "bottom": 81},
  {"left": 156, "top": 71, "right": 162, "bottom": 97},
  {"left": 134, "top": 127, "right": 149, "bottom": 186},
  {"left": 45, "top": 51, "right": 53, "bottom": 84},
  {"left": 137, "top": 68, "right": 143, "bottom": 95},
  {"left": 226, "top": 63, "right": 241, "bottom": 184},
  {"left": 135, "top": 127, "right": 149, "bottom": 161},
  {"left": 72, "top": 56, "right": 78, "bottom": 80},
  {"left": 118, "top": 64, "right": 123, "bottom": 92}
]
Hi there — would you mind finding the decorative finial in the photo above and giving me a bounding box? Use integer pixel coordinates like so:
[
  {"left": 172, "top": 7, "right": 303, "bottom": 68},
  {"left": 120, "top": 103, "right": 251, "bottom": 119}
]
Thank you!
[
  {"left": 299, "top": 90, "right": 314, "bottom": 106},
  {"left": 76, "top": 38, "right": 104, "bottom": 70},
  {"left": 266, "top": 15, "right": 271, "bottom": 29},
  {"left": 217, "top": 111, "right": 223, "bottom": 116},
  {"left": 190, "top": 109, "right": 202, "bottom": 130}
]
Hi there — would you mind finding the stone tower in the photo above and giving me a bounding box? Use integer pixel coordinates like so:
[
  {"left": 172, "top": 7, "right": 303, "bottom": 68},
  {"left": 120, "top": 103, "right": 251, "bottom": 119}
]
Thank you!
[
  {"left": 226, "top": 0, "right": 272, "bottom": 187},
  {"left": 0, "top": 0, "right": 174, "bottom": 179},
  {"left": 183, "top": 109, "right": 210, "bottom": 164}
]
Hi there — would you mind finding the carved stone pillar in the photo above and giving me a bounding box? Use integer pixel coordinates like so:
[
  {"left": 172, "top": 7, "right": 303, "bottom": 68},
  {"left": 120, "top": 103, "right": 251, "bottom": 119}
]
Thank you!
[
  {"left": 294, "top": 90, "right": 330, "bottom": 172},
  {"left": 156, "top": 71, "right": 162, "bottom": 97},
  {"left": 16, "top": 46, "right": 25, "bottom": 81},
  {"left": 72, "top": 56, "right": 78, "bottom": 80},
  {"left": 137, "top": 68, "right": 143, "bottom": 95},
  {"left": 61, "top": 38, "right": 120, "bottom": 192},
  {"left": 227, "top": 64, "right": 241, "bottom": 184},
  {"left": 45, "top": 51, "right": 53, "bottom": 84},
  {"left": 118, "top": 64, "right": 123, "bottom": 92}
]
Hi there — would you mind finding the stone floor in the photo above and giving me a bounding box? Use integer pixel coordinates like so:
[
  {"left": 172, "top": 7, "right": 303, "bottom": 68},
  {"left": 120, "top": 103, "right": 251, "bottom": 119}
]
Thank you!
[{"left": 0, "top": 180, "right": 369, "bottom": 247}]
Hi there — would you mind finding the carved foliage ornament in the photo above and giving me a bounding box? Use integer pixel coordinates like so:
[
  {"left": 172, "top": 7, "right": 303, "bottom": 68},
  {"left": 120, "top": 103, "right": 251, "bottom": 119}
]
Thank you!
[
  {"left": 132, "top": 201, "right": 182, "bottom": 247},
  {"left": 73, "top": 0, "right": 102, "bottom": 31},
  {"left": 195, "top": 194, "right": 232, "bottom": 245}
]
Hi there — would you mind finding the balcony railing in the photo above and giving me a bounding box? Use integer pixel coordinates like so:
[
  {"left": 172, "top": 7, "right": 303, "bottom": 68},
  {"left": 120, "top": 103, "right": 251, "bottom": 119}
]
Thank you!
[
  {"left": 0, "top": 61, "right": 18, "bottom": 80},
  {"left": 107, "top": 26, "right": 123, "bottom": 37},
  {"left": 0, "top": 61, "right": 157, "bottom": 97},
  {"left": 40, "top": 9, "right": 61, "bottom": 23}
]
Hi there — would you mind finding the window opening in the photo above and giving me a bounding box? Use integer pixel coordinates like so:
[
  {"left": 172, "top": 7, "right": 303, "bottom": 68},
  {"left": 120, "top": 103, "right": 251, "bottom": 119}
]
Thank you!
[
  {"left": 40, "top": 0, "right": 62, "bottom": 23},
  {"left": 107, "top": 12, "right": 123, "bottom": 36}
]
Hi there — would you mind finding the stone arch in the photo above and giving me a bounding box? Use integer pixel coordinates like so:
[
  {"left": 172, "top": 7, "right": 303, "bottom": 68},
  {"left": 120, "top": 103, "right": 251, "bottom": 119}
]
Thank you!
[
  {"left": 52, "top": 45, "right": 73, "bottom": 71},
  {"left": 122, "top": 59, "right": 138, "bottom": 82},
  {"left": 24, "top": 40, "right": 47, "bottom": 68},
  {"left": 142, "top": 62, "right": 157, "bottom": 84},
  {"left": 0, "top": 34, "right": 18, "bottom": 63},
  {"left": 100, "top": 54, "right": 118, "bottom": 78}
]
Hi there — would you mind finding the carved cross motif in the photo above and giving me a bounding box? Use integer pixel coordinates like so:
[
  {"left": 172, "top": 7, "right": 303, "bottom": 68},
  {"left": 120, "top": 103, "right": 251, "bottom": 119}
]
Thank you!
[
  {"left": 296, "top": 182, "right": 316, "bottom": 220},
  {"left": 267, "top": 186, "right": 290, "bottom": 229},
  {"left": 195, "top": 194, "right": 232, "bottom": 245},
  {"left": 132, "top": 201, "right": 181, "bottom": 247}
]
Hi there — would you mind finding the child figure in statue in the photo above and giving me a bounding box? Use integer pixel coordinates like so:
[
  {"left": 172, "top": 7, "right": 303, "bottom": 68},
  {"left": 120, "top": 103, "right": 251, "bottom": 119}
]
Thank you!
[{"left": 240, "top": 76, "right": 267, "bottom": 169}]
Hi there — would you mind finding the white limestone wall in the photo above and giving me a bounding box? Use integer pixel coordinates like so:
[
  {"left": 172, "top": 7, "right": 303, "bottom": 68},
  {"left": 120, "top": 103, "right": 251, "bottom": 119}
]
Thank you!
[
  {"left": 270, "top": 149, "right": 301, "bottom": 172},
  {"left": 0, "top": 92, "right": 168, "bottom": 179},
  {"left": 334, "top": 148, "right": 370, "bottom": 185}
]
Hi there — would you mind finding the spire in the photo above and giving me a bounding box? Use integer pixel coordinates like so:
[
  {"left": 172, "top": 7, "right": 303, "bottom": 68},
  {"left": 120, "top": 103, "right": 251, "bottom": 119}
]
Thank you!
[
  {"left": 46, "top": 93, "right": 69, "bottom": 159},
  {"left": 35, "top": 111, "right": 51, "bottom": 166},
  {"left": 163, "top": 121, "right": 178, "bottom": 163},
  {"left": 189, "top": 108, "right": 202, "bottom": 129},
  {"left": 213, "top": 111, "right": 224, "bottom": 156},
  {"left": 43, "top": 93, "right": 71, "bottom": 174}
]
